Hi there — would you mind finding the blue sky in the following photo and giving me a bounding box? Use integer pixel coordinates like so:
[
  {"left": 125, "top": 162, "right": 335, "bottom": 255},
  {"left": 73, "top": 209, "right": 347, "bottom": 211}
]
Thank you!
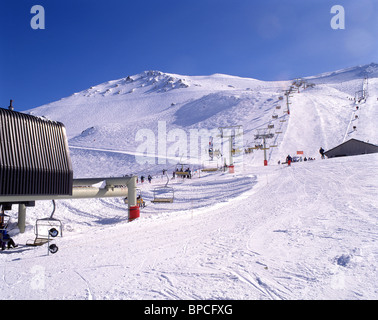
[{"left": 1, "top": 0, "right": 377, "bottom": 111}]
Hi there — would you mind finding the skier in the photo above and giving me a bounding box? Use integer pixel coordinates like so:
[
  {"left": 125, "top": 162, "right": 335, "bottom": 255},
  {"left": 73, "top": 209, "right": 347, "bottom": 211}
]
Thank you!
[
  {"left": 319, "top": 147, "right": 325, "bottom": 159},
  {"left": 286, "top": 155, "right": 292, "bottom": 166},
  {"left": 0, "top": 226, "right": 18, "bottom": 250},
  {"left": 140, "top": 176, "right": 145, "bottom": 183},
  {"left": 148, "top": 175, "right": 152, "bottom": 183}
]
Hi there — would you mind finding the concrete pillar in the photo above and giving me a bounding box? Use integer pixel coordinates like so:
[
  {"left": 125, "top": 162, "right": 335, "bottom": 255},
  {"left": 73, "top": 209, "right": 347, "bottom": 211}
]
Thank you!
[{"left": 18, "top": 204, "right": 26, "bottom": 233}]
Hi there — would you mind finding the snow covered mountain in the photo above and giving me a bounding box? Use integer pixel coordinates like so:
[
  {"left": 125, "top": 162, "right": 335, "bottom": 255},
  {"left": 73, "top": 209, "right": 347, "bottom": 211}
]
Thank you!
[
  {"left": 26, "top": 63, "right": 378, "bottom": 177},
  {"left": 1, "top": 64, "right": 377, "bottom": 300}
]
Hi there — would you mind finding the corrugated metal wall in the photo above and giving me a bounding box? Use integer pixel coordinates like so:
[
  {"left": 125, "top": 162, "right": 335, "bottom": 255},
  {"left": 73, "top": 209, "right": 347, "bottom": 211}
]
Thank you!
[{"left": 0, "top": 108, "right": 73, "bottom": 196}]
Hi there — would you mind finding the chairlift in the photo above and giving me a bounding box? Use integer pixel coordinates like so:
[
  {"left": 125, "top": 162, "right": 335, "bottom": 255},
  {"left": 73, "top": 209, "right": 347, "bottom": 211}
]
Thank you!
[
  {"left": 276, "top": 106, "right": 281, "bottom": 110},
  {"left": 26, "top": 200, "right": 62, "bottom": 252},
  {"left": 272, "top": 115, "right": 278, "bottom": 119},
  {"left": 231, "top": 148, "right": 242, "bottom": 156},
  {"left": 209, "top": 148, "right": 221, "bottom": 159},
  {"left": 151, "top": 186, "right": 175, "bottom": 203},
  {"left": 175, "top": 163, "right": 192, "bottom": 178},
  {"left": 244, "top": 147, "right": 254, "bottom": 154},
  {"left": 202, "top": 160, "right": 219, "bottom": 172},
  {"left": 268, "top": 124, "right": 274, "bottom": 129},
  {"left": 151, "top": 171, "right": 175, "bottom": 203}
]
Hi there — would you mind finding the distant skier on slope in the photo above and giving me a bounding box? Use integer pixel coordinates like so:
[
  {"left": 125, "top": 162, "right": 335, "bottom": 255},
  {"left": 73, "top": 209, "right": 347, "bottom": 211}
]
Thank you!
[
  {"left": 286, "top": 155, "right": 292, "bottom": 166},
  {"left": 319, "top": 147, "right": 325, "bottom": 159}
]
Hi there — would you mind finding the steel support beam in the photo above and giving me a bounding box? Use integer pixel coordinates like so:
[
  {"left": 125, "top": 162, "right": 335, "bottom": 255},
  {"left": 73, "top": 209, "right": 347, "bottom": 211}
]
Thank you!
[{"left": 1, "top": 176, "right": 137, "bottom": 233}]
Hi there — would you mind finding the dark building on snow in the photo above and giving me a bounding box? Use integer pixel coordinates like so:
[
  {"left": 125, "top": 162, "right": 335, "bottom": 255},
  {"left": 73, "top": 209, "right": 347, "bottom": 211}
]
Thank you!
[{"left": 324, "top": 138, "right": 378, "bottom": 159}]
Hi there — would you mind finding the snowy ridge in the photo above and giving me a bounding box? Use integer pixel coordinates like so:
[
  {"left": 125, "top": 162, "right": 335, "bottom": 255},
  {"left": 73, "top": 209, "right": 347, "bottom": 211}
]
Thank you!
[
  {"left": 305, "top": 62, "right": 378, "bottom": 84},
  {"left": 1, "top": 64, "right": 377, "bottom": 300}
]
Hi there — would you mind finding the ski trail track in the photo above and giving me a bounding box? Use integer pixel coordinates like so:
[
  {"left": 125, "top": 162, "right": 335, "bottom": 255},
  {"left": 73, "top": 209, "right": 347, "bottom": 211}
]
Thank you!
[{"left": 1, "top": 157, "right": 377, "bottom": 299}]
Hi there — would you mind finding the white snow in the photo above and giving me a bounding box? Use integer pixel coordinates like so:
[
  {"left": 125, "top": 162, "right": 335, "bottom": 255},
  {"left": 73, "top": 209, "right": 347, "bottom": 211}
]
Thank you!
[{"left": 1, "top": 64, "right": 377, "bottom": 300}]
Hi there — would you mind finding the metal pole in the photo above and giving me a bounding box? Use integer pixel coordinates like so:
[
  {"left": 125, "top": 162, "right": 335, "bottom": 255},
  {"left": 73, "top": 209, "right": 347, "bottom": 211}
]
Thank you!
[
  {"left": 18, "top": 204, "right": 26, "bottom": 233},
  {"left": 286, "top": 92, "right": 291, "bottom": 115},
  {"left": 263, "top": 137, "right": 268, "bottom": 166},
  {"left": 126, "top": 176, "right": 137, "bottom": 208},
  {"left": 126, "top": 176, "right": 139, "bottom": 221},
  {"left": 229, "top": 136, "right": 233, "bottom": 166},
  {"left": 1, "top": 176, "right": 135, "bottom": 231},
  {"left": 0, "top": 187, "right": 129, "bottom": 202}
]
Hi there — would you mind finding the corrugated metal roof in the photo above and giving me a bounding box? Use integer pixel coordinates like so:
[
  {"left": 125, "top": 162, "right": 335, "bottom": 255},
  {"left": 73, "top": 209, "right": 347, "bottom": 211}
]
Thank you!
[
  {"left": 324, "top": 138, "right": 378, "bottom": 158},
  {"left": 0, "top": 108, "right": 73, "bottom": 196}
]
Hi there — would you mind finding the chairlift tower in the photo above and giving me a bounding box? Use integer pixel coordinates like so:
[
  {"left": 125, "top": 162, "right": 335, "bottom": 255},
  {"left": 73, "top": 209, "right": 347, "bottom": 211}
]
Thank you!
[
  {"left": 284, "top": 90, "right": 293, "bottom": 115},
  {"left": 218, "top": 125, "right": 243, "bottom": 172},
  {"left": 255, "top": 129, "right": 274, "bottom": 166}
]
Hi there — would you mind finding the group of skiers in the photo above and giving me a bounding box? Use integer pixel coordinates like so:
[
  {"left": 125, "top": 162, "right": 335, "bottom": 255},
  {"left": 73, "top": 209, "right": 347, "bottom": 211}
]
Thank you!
[
  {"left": 138, "top": 175, "right": 153, "bottom": 184},
  {"left": 137, "top": 166, "right": 193, "bottom": 184},
  {"left": 279, "top": 147, "right": 326, "bottom": 166},
  {"left": 173, "top": 167, "right": 192, "bottom": 179}
]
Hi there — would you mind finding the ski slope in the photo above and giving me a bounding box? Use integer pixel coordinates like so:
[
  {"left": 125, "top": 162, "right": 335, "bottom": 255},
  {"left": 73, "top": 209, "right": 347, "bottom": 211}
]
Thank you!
[{"left": 1, "top": 63, "right": 377, "bottom": 300}]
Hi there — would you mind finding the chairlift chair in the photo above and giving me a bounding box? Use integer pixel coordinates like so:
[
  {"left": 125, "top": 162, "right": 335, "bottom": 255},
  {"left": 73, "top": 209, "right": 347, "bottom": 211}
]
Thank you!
[
  {"left": 231, "top": 148, "right": 242, "bottom": 156},
  {"left": 152, "top": 171, "right": 175, "bottom": 203},
  {"left": 26, "top": 200, "right": 62, "bottom": 251},
  {"left": 201, "top": 160, "right": 219, "bottom": 172},
  {"left": 175, "top": 163, "right": 192, "bottom": 178},
  {"left": 151, "top": 186, "right": 174, "bottom": 203}
]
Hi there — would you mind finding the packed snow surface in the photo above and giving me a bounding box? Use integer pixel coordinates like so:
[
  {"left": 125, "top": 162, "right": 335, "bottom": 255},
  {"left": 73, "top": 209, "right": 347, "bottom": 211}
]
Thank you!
[{"left": 1, "top": 63, "right": 377, "bottom": 299}]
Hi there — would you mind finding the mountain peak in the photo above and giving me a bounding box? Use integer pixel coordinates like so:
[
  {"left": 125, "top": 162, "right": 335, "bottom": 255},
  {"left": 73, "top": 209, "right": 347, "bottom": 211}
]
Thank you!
[{"left": 134, "top": 70, "right": 190, "bottom": 91}]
